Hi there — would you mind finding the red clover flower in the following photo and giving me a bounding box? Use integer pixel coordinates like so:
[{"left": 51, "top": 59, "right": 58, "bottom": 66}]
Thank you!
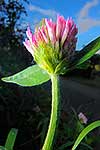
[{"left": 23, "top": 15, "right": 78, "bottom": 74}]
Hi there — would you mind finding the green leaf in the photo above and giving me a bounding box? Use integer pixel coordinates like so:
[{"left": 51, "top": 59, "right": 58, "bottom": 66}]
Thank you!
[
  {"left": 0, "top": 146, "right": 6, "bottom": 150},
  {"left": 72, "top": 120, "right": 100, "bottom": 150},
  {"left": 76, "top": 61, "right": 90, "bottom": 70},
  {"left": 76, "top": 36, "right": 100, "bottom": 66},
  {"left": 81, "top": 142, "right": 93, "bottom": 150},
  {"left": 58, "top": 141, "right": 74, "bottom": 150},
  {"left": 1, "top": 65, "right": 50, "bottom": 86},
  {"left": 5, "top": 128, "right": 18, "bottom": 150},
  {"left": 69, "top": 37, "right": 100, "bottom": 71}
]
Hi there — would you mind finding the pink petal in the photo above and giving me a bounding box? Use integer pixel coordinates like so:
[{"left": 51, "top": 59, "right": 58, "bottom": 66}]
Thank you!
[
  {"left": 37, "top": 29, "right": 43, "bottom": 41},
  {"left": 61, "top": 19, "right": 70, "bottom": 46},
  {"left": 45, "top": 19, "right": 56, "bottom": 43},
  {"left": 40, "top": 27, "right": 48, "bottom": 43},
  {"left": 23, "top": 39, "right": 34, "bottom": 55},
  {"left": 26, "top": 26, "right": 32, "bottom": 41},
  {"left": 56, "top": 15, "right": 66, "bottom": 40},
  {"left": 70, "top": 24, "right": 78, "bottom": 39},
  {"left": 32, "top": 35, "right": 38, "bottom": 46},
  {"left": 67, "top": 18, "right": 74, "bottom": 30}
]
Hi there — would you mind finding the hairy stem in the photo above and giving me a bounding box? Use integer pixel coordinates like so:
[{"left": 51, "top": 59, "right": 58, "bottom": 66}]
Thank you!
[{"left": 42, "top": 74, "right": 60, "bottom": 150}]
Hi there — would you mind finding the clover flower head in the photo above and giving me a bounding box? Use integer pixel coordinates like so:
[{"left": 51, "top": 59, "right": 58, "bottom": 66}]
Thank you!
[{"left": 23, "top": 15, "right": 78, "bottom": 74}]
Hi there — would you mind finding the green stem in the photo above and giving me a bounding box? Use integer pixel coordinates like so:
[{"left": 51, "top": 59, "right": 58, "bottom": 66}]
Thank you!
[{"left": 42, "top": 74, "right": 60, "bottom": 150}]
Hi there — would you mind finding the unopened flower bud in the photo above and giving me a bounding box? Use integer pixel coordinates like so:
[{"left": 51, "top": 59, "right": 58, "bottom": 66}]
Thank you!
[{"left": 78, "top": 112, "right": 88, "bottom": 124}]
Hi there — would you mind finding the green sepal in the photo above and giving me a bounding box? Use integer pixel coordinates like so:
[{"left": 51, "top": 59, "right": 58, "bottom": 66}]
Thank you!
[
  {"left": 1, "top": 65, "right": 50, "bottom": 86},
  {"left": 54, "top": 58, "right": 69, "bottom": 74}
]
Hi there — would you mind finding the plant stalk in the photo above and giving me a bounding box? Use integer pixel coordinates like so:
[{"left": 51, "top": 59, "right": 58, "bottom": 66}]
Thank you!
[{"left": 42, "top": 74, "right": 60, "bottom": 150}]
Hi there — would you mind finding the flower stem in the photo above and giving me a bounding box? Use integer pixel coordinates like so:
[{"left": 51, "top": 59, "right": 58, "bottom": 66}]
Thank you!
[{"left": 42, "top": 74, "right": 60, "bottom": 150}]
